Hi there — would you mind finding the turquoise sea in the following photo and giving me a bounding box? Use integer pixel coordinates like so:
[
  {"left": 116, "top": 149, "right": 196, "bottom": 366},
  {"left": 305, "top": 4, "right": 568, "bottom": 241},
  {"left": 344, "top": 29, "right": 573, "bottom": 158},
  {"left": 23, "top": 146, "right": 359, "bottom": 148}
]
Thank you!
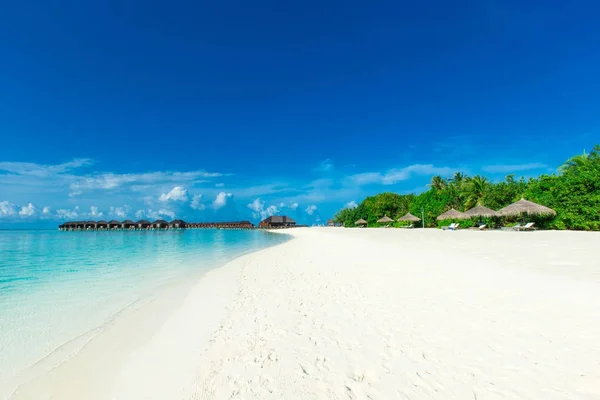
[{"left": 0, "top": 229, "right": 288, "bottom": 393}]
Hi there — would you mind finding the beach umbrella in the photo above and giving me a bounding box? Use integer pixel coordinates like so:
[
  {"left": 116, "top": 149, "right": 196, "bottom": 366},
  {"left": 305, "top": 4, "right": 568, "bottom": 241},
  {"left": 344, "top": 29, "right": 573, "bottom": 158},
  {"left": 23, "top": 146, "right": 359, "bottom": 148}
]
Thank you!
[
  {"left": 354, "top": 218, "right": 367, "bottom": 225},
  {"left": 377, "top": 215, "right": 394, "bottom": 224},
  {"left": 497, "top": 198, "right": 556, "bottom": 218},
  {"left": 398, "top": 212, "right": 421, "bottom": 222},
  {"left": 465, "top": 205, "right": 498, "bottom": 218},
  {"left": 436, "top": 208, "right": 468, "bottom": 221}
]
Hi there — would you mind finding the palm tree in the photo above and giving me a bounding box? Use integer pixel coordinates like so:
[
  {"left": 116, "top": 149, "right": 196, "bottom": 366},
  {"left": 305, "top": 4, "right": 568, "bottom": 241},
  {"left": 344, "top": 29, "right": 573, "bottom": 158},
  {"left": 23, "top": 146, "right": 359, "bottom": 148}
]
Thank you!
[
  {"left": 429, "top": 175, "right": 447, "bottom": 191},
  {"left": 559, "top": 150, "right": 590, "bottom": 173},
  {"left": 461, "top": 175, "right": 489, "bottom": 209},
  {"left": 450, "top": 172, "right": 466, "bottom": 188}
]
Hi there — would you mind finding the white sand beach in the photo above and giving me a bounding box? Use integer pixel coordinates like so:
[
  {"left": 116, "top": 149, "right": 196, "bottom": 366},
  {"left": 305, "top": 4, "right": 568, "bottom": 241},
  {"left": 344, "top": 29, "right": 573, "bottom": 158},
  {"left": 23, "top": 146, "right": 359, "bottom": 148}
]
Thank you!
[{"left": 10, "top": 228, "right": 600, "bottom": 399}]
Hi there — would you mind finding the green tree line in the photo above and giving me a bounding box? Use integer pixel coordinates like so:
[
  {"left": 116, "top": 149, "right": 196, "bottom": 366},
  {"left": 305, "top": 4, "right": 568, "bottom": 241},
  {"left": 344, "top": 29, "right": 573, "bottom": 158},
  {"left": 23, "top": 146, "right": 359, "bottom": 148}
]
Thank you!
[{"left": 334, "top": 145, "right": 600, "bottom": 230}]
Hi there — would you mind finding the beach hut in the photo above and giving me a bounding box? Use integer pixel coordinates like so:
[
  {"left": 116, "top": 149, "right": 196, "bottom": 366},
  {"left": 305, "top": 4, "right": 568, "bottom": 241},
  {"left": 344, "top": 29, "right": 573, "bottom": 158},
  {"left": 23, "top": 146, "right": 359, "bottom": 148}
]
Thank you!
[
  {"left": 436, "top": 208, "right": 468, "bottom": 221},
  {"left": 465, "top": 205, "right": 498, "bottom": 218},
  {"left": 377, "top": 215, "right": 394, "bottom": 227},
  {"left": 108, "top": 220, "right": 121, "bottom": 230},
  {"left": 354, "top": 218, "right": 367, "bottom": 227},
  {"left": 497, "top": 198, "right": 556, "bottom": 218},
  {"left": 398, "top": 212, "right": 421, "bottom": 222},
  {"left": 152, "top": 219, "right": 169, "bottom": 229},
  {"left": 122, "top": 220, "right": 136, "bottom": 229}
]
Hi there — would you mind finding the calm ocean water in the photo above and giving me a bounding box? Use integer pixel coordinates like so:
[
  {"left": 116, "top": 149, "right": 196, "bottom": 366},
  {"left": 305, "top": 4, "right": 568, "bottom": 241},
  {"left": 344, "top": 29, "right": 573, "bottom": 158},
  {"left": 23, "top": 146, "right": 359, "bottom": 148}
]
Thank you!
[{"left": 0, "top": 229, "right": 288, "bottom": 391}]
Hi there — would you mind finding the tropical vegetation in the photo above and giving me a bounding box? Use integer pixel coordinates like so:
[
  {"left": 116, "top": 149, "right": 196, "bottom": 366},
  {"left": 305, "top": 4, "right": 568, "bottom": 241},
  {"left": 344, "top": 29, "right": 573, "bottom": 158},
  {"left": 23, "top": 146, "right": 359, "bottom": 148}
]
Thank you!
[{"left": 334, "top": 145, "right": 600, "bottom": 231}]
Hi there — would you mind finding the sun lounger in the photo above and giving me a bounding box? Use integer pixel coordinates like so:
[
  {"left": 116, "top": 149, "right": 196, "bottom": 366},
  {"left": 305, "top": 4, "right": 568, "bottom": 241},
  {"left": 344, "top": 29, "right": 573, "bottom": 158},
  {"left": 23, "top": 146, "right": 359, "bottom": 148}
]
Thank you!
[
  {"left": 512, "top": 223, "right": 522, "bottom": 231},
  {"left": 519, "top": 222, "right": 536, "bottom": 231},
  {"left": 448, "top": 223, "right": 459, "bottom": 231},
  {"left": 478, "top": 224, "right": 486, "bottom": 230}
]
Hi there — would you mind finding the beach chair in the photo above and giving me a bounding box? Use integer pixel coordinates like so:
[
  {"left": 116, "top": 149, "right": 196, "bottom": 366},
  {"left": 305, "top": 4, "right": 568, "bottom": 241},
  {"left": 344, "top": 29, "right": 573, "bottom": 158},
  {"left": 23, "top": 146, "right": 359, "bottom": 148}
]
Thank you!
[
  {"left": 520, "top": 222, "right": 536, "bottom": 231},
  {"left": 448, "top": 223, "right": 459, "bottom": 231},
  {"left": 478, "top": 224, "right": 486, "bottom": 230},
  {"left": 512, "top": 223, "right": 522, "bottom": 231}
]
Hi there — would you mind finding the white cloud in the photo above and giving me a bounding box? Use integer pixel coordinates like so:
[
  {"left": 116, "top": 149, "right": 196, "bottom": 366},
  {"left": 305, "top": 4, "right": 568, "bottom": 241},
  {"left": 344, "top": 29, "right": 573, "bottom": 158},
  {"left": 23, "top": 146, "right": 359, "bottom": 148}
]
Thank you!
[
  {"left": 134, "top": 208, "right": 175, "bottom": 220},
  {"left": 346, "top": 164, "right": 454, "bottom": 186},
  {"left": 109, "top": 206, "right": 129, "bottom": 219},
  {"left": 42, "top": 206, "right": 51, "bottom": 215},
  {"left": 344, "top": 201, "right": 358, "bottom": 209},
  {"left": 89, "top": 206, "right": 103, "bottom": 218},
  {"left": 482, "top": 163, "right": 549, "bottom": 173},
  {"left": 0, "top": 158, "right": 93, "bottom": 177},
  {"left": 19, "top": 203, "right": 36, "bottom": 217},
  {"left": 159, "top": 186, "right": 188, "bottom": 202},
  {"left": 314, "top": 159, "right": 334, "bottom": 172},
  {"left": 0, "top": 201, "right": 17, "bottom": 217},
  {"left": 215, "top": 183, "right": 225, "bottom": 187},
  {"left": 289, "top": 202, "right": 299, "bottom": 210},
  {"left": 190, "top": 194, "right": 206, "bottom": 210},
  {"left": 213, "top": 192, "right": 233, "bottom": 209},
  {"left": 56, "top": 206, "right": 80, "bottom": 220},
  {"left": 305, "top": 205, "right": 317, "bottom": 215},
  {"left": 247, "top": 198, "right": 280, "bottom": 220}
]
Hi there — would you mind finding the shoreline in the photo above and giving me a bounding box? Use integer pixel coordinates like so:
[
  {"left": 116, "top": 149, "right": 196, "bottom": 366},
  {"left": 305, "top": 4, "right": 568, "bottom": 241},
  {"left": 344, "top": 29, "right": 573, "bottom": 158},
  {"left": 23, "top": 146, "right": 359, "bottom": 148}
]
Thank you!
[
  {"left": 6, "top": 231, "right": 292, "bottom": 400},
  {"left": 8, "top": 228, "right": 600, "bottom": 399}
]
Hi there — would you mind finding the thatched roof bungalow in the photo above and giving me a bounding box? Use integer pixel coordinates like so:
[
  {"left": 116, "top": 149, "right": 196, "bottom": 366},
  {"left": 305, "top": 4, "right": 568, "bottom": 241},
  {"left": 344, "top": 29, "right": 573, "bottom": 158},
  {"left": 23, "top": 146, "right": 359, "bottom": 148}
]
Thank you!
[
  {"left": 169, "top": 219, "right": 187, "bottom": 228},
  {"left": 258, "top": 216, "right": 296, "bottom": 228},
  {"left": 108, "top": 220, "right": 121, "bottom": 229},
  {"left": 136, "top": 219, "right": 152, "bottom": 229},
  {"left": 96, "top": 220, "right": 109, "bottom": 229},
  {"left": 122, "top": 220, "right": 136, "bottom": 229},
  {"left": 436, "top": 208, "right": 468, "bottom": 221},
  {"left": 153, "top": 219, "right": 169, "bottom": 229}
]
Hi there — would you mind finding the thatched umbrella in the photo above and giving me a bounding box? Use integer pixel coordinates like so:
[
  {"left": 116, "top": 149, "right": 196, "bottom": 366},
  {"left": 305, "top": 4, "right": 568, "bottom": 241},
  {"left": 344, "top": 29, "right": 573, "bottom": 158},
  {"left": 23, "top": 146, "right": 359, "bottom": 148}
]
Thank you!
[
  {"left": 465, "top": 205, "right": 498, "bottom": 218},
  {"left": 398, "top": 212, "right": 421, "bottom": 222},
  {"left": 377, "top": 215, "right": 394, "bottom": 224},
  {"left": 436, "top": 208, "right": 468, "bottom": 221},
  {"left": 354, "top": 218, "right": 367, "bottom": 226},
  {"left": 497, "top": 198, "right": 556, "bottom": 218}
]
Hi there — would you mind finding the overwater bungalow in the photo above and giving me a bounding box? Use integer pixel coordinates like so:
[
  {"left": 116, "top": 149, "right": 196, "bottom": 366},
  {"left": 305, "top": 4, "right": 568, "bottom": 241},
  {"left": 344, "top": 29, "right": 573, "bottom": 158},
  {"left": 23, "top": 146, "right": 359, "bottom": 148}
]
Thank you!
[
  {"left": 96, "top": 220, "right": 109, "bottom": 230},
  {"left": 122, "top": 220, "right": 136, "bottom": 230},
  {"left": 153, "top": 219, "right": 169, "bottom": 229},
  {"left": 258, "top": 216, "right": 296, "bottom": 229},
  {"left": 108, "top": 220, "right": 121, "bottom": 230},
  {"left": 136, "top": 219, "right": 152, "bottom": 230},
  {"left": 169, "top": 219, "right": 187, "bottom": 229}
]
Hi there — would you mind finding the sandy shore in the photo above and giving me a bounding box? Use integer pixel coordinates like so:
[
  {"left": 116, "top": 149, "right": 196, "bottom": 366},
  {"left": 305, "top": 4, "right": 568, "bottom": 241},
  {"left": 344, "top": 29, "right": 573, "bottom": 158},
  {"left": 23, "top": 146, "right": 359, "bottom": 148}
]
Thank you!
[{"left": 10, "top": 228, "right": 600, "bottom": 399}]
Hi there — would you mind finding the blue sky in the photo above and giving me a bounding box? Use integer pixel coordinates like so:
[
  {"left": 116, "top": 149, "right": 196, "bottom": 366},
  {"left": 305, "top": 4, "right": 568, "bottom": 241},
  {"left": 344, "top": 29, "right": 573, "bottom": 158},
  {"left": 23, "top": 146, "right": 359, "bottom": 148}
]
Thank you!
[{"left": 0, "top": 0, "right": 598, "bottom": 227}]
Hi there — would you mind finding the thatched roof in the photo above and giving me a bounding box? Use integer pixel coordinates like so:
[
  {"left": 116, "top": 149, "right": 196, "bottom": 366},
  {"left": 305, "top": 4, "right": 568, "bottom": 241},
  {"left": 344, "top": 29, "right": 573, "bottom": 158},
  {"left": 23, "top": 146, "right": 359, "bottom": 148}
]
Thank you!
[
  {"left": 355, "top": 218, "right": 367, "bottom": 225},
  {"left": 153, "top": 219, "right": 168, "bottom": 224},
  {"left": 398, "top": 212, "right": 421, "bottom": 222},
  {"left": 96, "top": 220, "right": 108, "bottom": 225},
  {"left": 377, "top": 215, "right": 394, "bottom": 223},
  {"left": 436, "top": 208, "right": 468, "bottom": 220},
  {"left": 136, "top": 220, "right": 151, "bottom": 224},
  {"left": 465, "top": 205, "right": 498, "bottom": 218},
  {"left": 108, "top": 220, "right": 121, "bottom": 224},
  {"left": 497, "top": 198, "right": 556, "bottom": 217},
  {"left": 122, "top": 220, "right": 135, "bottom": 224}
]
